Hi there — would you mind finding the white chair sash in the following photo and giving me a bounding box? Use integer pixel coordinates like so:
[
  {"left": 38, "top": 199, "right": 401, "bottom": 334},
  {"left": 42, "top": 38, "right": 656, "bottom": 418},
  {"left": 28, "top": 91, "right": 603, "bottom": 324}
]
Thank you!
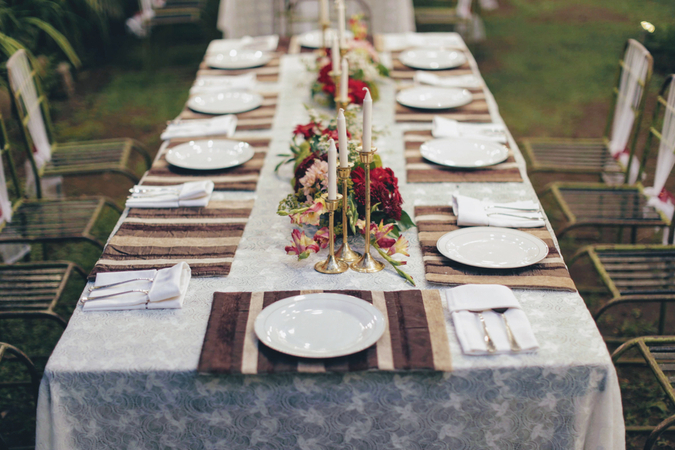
[
  {"left": 0, "top": 154, "right": 12, "bottom": 224},
  {"left": 608, "top": 40, "right": 650, "bottom": 159},
  {"left": 6, "top": 50, "right": 52, "bottom": 170}
]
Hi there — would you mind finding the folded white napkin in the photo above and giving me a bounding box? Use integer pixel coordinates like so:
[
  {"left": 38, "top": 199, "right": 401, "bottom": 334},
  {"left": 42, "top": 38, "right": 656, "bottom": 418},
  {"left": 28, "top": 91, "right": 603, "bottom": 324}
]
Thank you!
[
  {"left": 415, "top": 72, "right": 481, "bottom": 89},
  {"left": 190, "top": 73, "right": 257, "bottom": 95},
  {"left": 206, "top": 35, "right": 279, "bottom": 53},
  {"left": 161, "top": 115, "right": 238, "bottom": 140},
  {"left": 126, "top": 181, "right": 214, "bottom": 209},
  {"left": 432, "top": 116, "right": 507, "bottom": 143},
  {"left": 446, "top": 284, "right": 539, "bottom": 355},
  {"left": 82, "top": 262, "right": 191, "bottom": 311},
  {"left": 452, "top": 194, "right": 545, "bottom": 228}
]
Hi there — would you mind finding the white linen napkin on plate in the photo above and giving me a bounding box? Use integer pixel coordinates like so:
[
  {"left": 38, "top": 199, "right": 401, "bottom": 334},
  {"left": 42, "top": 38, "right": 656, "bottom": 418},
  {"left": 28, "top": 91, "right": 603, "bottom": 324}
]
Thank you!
[
  {"left": 161, "top": 115, "right": 238, "bottom": 140},
  {"left": 446, "top": 284, "right": 539, "bottom": 355},
  {"left": 415, "top": 72, "right": 481, "bottom": 89},
  {"left": 206, "top": 35, "right": 279, "bottom": 53},
  {"left": 452, "top": 194, "right": 545, "bottom": 228},
  {"left": 126, "top": 181, "right": 214, "bottom": 209},
  {"left": 82, "top": 262, "right": 191, "bottom": 311},
  {"left": 432, "top": 116, "right": 507, "bottom": 143},
  {"left": 190, "top": 73, "right": 257, "bottom": 95}
]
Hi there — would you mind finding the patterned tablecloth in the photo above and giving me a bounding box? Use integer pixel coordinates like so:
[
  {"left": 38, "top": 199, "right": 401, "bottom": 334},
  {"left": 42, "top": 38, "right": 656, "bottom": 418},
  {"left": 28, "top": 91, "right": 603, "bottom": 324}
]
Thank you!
[{"left": 36, "top": 34, "right": 624, "bottom": 450}]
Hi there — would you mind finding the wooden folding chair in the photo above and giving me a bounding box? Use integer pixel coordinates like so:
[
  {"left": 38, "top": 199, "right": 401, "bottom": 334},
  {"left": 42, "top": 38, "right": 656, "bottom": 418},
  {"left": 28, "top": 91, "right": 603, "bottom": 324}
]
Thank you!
[
  {"left": 141, "top": 0, "right": 206, "bottom": 31},
  {"left": 0, "top": 111, "right": 121, "bottom": 252},
  {"left": 6, "top": 49, "right": 151, "bottom": 199},
  {"left": 542, "top": 74, "right": 675, "bottom": 243},
  {"left": 612, "top": 337, "right": 675, "bottom": 448},
  {"left": 522, "top": 40, "right": 653, "bottom": 183}
]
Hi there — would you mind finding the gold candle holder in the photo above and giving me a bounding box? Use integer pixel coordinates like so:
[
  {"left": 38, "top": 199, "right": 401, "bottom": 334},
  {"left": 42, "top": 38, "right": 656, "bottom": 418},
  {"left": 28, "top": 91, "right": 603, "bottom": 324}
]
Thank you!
[
  {"left": 335, "top": 98, "right": 349, "bottom": 111},
  {"left": 336, "top": 164, "right": 361, "bottom": 263},
  {"left": 351, "top": 148, "right": 385, "bottom": 273},
  {"left": 315, "top": 193, "right": 349, "bottom": 274}
]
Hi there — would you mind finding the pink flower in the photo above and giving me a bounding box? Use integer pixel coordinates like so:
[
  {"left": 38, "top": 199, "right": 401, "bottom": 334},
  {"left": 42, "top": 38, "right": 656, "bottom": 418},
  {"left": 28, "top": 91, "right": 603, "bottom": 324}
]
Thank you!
[
  {"left": 313, "top": 227, "right": 331, "bottom": 249},
  {"left": 299, "top": 160, "right": 329, "bottom": 201},
  {"left": 387, "top": 235, "right": 410, "bottom": 257},
  {"left": 356, "top": 220, "right": 397, "bottom": 249},
  {"left": 285, "top": 229, "right": 320, "bottom": 260},
  {"left": 289, "top": 198, "right": 326, "bottom": 226}
]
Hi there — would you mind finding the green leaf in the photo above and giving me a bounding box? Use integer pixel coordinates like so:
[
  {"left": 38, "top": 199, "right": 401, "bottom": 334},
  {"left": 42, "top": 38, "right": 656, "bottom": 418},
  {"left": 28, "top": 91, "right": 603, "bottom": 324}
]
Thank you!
[
  {"left": 24, "top": 17, "right": 81, "bottom": 68},
  {"left": 397, "top": 210, "right": 416, "bottom": 231}
]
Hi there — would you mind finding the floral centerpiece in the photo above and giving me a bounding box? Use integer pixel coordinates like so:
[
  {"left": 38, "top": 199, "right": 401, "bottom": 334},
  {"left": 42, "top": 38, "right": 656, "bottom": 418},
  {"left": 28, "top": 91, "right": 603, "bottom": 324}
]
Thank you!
[
  {"left": 277, "top": 106, "right": 415, "bottom": 284},
  {"left": 311, "top": 15, "right": 389, "bottom": 106}
]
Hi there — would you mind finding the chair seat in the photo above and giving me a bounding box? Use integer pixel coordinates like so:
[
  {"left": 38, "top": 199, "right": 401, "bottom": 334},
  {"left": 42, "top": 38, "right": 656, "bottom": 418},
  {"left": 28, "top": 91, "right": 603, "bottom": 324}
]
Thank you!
[
  {"left": 594, "top": 247, "right": 675, "bottom": 296},
  {"left": 0, "top": 198, "right": 102, "bottom": 243},
  {"left": 44, "top": 138, "right": 134, "bottom": 176},
  {"left": 554, "top": 185, "right": 664, "bottom": 224},
  {"left": 522, "top": 137, "right": 623, "bottom": 174}
]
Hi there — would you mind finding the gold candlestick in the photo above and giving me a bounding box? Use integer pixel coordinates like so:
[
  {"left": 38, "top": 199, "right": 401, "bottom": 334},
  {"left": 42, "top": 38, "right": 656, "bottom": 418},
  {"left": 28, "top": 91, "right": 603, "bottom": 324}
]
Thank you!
[
  {"left": 351, "top": 148, "right": 385, "bottom": 273},
  {"left": 315, "top": 194, "right": 348, "bottom": 274},
  {"left": 329, "top": 70, "right": 348, "bottom": 111},
  {"left": 336, "top": 164, "right": 361, "bottom": 262}
]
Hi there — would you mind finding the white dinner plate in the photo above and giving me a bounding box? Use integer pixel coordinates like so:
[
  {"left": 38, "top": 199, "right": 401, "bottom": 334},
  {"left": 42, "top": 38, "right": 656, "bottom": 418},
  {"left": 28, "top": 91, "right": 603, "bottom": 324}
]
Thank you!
[
  {"left": 165, "top": 139, "right": 254, "bottom": 170},
  {"left": 420, "top": 138, "right": 509, "bottom": 168},
  {"left": 396, "top": 87, "right": 473, "bottom": 110},
  {"left": 436, "top": 227, "right": 549, "bottom": 269},
  {"left": 254, "top": 293, "right": 386, "bottom": 359},
  {"left": 398, "top": 48, "right": 467, "bottom": 70},
  {"left": 205, "top": 49, "right": 272, "bottom": 70},
  {"left": 187, "top": 90, "right": 263, "bottom": 115},
  {"left": 298, "top": 29, "right": 354, "bottom": 48}
]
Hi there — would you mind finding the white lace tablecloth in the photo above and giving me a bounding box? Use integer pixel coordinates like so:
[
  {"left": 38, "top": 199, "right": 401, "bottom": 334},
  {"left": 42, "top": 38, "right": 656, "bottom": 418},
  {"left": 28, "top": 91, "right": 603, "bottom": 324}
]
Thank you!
[{"left": 36, "top": 35, "right": 624, "bottom": 450}]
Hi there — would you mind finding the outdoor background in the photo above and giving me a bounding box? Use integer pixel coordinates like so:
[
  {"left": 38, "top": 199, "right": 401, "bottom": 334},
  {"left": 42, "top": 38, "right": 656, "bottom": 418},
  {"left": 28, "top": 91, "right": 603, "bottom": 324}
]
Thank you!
[{"left": 1, "top": 0, "right": 675, "bottom": 448}]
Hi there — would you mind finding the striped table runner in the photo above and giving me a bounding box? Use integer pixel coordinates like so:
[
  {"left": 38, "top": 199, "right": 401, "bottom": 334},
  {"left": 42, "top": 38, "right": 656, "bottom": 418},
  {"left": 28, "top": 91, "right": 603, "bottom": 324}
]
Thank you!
[
  {"left": 179, "top": 93, "right": 278, "bottom": 130},
  {"left": 198, "top": 289, "right": 452, "bottom": 374},
  {"left": 415, "top": 206, "right": 577, "bottom": 292},
  {"left": 197, "top": 53, "right": 282, "bottom": 82},
  {"left": 395, "top": 87, "right": 492, "bottom": 123},
  {"left": 139, "top": 136, "right": 269, "bottom": 191},
  {"left": 88, "top": 200, "right": 253, "bottom": 280},
  {"left": 404, "top": 130, "right": 523, "bottom": 183}
]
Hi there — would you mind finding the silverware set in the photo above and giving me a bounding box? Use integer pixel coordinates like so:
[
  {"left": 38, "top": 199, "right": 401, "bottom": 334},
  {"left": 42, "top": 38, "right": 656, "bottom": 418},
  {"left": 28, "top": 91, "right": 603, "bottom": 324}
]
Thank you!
[
  {"left": 127, "top": 186, "right": 180, "bottom": 200},
  {"left": 484, "top": 204, "right": 543, "bottom": 221},
  {"left": 81, "top": 277, "right": 155, "bottom": 303},
  {"left": 469, "top": 309, "right": 521, "bottom": 353}
]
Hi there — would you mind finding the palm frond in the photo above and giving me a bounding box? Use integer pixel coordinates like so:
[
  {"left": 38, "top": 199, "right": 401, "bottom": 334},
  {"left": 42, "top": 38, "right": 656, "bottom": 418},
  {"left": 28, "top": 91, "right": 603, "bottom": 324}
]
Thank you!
[{"left": 23, "top": 17, "right": 81, "bottom": 68}]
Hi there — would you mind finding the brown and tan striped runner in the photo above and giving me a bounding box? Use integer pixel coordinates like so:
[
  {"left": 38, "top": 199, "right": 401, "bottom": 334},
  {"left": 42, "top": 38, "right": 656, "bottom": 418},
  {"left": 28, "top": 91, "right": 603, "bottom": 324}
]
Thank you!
[
  {"left": 139, "top": 136, "right": 269, "bottom": 191},
  {"left": 197, "top": 53, "right": 282, "bottom": 82},
  {"left": 395, "top": 87, "right": 491, "bottom": 123},
  {"left": 179, "top": 93, "right": 277, "bottom": 130},
  {"left": 404, "top": 130, "right": 523, "bottom": 183},
  {"left": 88, "top": 200, "right": 253, "bottom": 280},
  {"left": 198, "top": 289, "right": 452, "bottom": 374},
  {"left": 415, "top": 206, "right": 577, "bottom": 292}
]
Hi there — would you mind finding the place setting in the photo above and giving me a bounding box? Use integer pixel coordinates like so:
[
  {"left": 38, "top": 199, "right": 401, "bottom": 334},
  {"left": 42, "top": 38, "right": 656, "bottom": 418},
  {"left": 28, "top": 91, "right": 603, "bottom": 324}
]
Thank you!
[
  {"left": 395, "top": 84, "right": 491, "bottom": 122},
  {"left": 414, "top": 197, "right": 576, "bottom": 291},
  {"left": 179, "top": 89, "right": 278, "bottom": 129},
  {"left": 199, "top": 35, "right": 282, "bottom": 81}
]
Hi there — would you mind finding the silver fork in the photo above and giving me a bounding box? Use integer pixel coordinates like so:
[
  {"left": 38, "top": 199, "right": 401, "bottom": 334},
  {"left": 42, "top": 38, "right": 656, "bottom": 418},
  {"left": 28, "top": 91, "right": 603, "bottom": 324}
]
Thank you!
[
  {"left": 486, "top": 212, "right": 543, "bottom": 220},
  {"left": 88, "top": 278, "right": 155, "bottom": 292},
  {"left": 493, "top": 308, "right": 521, "bottom": 352},
  {"left": 81, "top": 289, "right": 150, "bottom": 303},
  {"left": 469, "top": 310, "right": 496, "bottom": 353},
  {"left": 484, "top": 205, "right": 540, "bottom": 212}
]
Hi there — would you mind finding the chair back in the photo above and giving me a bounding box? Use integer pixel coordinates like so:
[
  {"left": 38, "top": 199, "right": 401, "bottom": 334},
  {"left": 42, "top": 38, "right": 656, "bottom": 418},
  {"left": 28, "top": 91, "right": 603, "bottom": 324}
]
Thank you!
[
  {"left": 280, "top": 0, "right": 372, "bottom": 37},
  {"left": 6, "top": 50, "right": 54, "bottom": 172},
  {"left": 0, "top": 112, "right": 22, "bottom": 226},
  {"left": 640, "top": 75, "right": 675, "bottom": 243},
  {"left": 604, "top": 39, "right": 653, "bottom": 183}
]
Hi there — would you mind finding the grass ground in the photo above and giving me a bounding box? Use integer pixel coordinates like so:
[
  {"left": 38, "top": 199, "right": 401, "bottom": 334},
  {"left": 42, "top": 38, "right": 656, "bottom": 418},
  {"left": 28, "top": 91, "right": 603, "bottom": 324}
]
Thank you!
[{"left": 2, "top": 0, "right": 675, "bottom": 447}]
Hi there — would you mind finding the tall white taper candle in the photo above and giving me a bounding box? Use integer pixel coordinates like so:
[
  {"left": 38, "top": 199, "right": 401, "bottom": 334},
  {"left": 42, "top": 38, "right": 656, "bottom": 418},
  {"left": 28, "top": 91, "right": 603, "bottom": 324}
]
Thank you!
[
  {"left": 361, "top": 88, "right": 372, "bottom": 152},
  {"left": 331, "top": 32, "right": 340, "bottom": 72},
  {"left": 340, "top": 58, "right": 349, "bottom": 102},
  {"left": 336, "top": 0, "right": 346, "bottom": 47},
  {"left": 337, "top": 109, "right": 348, "bottom": 167},
  {"left": 320, "top": 0, "right": 329, "bottom": 24},
  {"left": 328, "top": 138, "right": 338, "bottom": 200}
]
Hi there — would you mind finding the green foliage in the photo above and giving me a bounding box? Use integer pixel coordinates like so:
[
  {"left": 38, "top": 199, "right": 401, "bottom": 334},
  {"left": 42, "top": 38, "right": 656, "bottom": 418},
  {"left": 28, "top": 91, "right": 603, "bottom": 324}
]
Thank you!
[{"left": 645, "top": 24, "right": 675, "bottom": 75}]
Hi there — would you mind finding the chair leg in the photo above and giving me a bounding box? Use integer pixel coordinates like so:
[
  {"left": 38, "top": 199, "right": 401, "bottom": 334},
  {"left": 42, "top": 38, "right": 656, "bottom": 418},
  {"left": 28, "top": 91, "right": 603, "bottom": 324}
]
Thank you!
[
  {"left": 659, "top": 302, "right": 668, "bottom": 335},
  {"left": 645, "top": 415, "right": 675, "bottom": 450},
  {"left": 129, "top": 139, "right": 153, "bottom": 169}
]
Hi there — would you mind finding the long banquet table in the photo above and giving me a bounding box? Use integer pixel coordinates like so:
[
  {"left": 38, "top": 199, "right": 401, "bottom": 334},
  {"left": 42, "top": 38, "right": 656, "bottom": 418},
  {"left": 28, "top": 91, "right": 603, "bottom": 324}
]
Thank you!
[{"left": 36, "top": 34, "right": 625, "bottom": 449}]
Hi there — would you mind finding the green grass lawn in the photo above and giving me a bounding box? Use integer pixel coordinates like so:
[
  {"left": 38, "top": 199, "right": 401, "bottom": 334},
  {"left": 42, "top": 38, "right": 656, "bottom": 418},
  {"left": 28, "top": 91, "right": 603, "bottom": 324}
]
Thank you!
[{"left": 2, "top": 0, "right": 675, "bottom": 447}]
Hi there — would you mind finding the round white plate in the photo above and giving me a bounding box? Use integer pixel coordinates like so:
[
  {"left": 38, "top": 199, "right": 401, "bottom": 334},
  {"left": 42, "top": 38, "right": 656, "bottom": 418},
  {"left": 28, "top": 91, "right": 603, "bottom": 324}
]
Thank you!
[
  {"left": 396, "top": 87, "right": 473, "bottom": 110},
  {"left": 165, "top": 139, "right": 254, "bottom": 170},
  {"left": 254, "top": 293, "right": 386, "bottom": 359},
  {"left": 420, "top": 138, "right": 509, "bottom": 168},
  {"left": 205, "top": 49, "right": 272, "bottom": 69},
  {"left": 298, "top": 29, "right": 354, "bottom": 48},
  {"left": 436, "top": 227, "right": 549, "bottom": 269},
  {"left": 187, "top": 91, "right": 263, "bottom": 115},
  {"left": 398, "top": 48, "right": 467, "bottom": 70}
]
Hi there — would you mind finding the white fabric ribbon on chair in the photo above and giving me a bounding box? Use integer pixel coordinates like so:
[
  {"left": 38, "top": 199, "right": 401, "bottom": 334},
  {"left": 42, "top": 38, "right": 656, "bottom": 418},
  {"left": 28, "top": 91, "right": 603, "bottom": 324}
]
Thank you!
[{"left": 0, "top": 153, "right": 31, "bottom": 263}]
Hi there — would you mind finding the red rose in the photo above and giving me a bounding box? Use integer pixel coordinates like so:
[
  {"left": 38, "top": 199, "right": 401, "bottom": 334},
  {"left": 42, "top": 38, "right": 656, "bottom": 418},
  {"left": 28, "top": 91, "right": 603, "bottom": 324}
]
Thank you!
[
  {"left": 348, "top": 79, "right": 369, "bottom": 104},
  {"left": 293, "top": 122, "right": 320, "bottom": 139},
  {"left": 351, "top": 166, "right": 403, "bottom": 220},
  {"left": 318, "top": 62, "right": 333, "bottom": 84}
]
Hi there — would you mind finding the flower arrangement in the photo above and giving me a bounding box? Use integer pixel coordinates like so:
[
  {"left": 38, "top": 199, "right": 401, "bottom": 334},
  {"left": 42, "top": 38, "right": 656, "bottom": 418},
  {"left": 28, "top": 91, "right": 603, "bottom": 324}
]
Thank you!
[
  {"left": 311, "top": 16, "right": 389, "bottom": 106},
  {"left": 277, "top": 106, "right": 415, "bottom": 284}
]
